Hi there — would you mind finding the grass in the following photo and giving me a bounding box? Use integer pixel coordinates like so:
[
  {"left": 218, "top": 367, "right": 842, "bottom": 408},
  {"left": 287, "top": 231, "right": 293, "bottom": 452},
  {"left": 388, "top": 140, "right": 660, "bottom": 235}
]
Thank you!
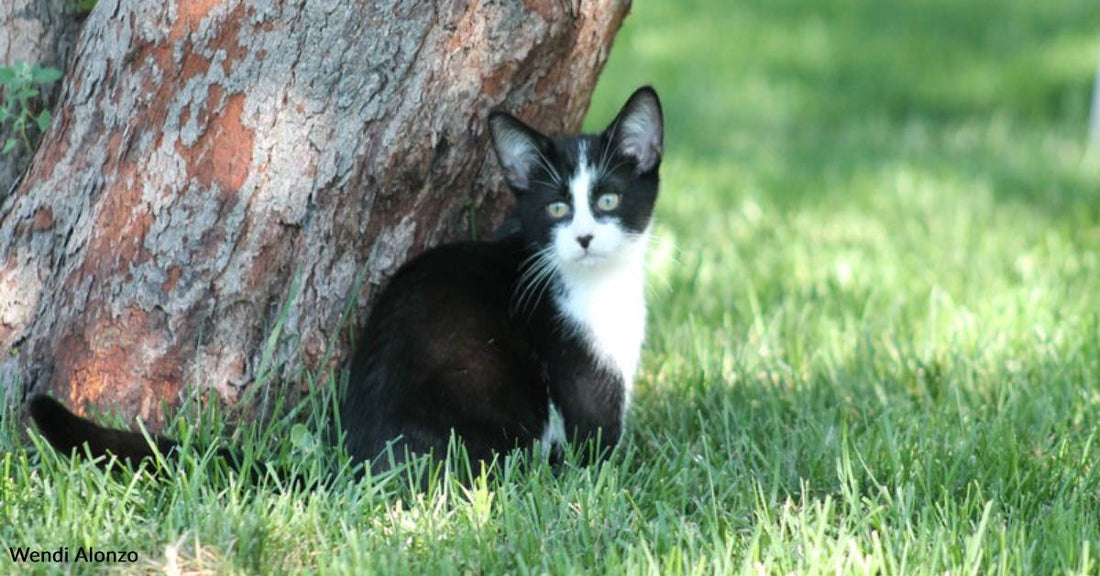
[{"left": 4, "top": 0, "right": 1100, "bottom": 573}]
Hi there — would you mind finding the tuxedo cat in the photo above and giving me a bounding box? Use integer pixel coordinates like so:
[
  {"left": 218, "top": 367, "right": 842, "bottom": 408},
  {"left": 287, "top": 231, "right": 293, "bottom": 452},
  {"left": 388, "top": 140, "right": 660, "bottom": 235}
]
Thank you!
[{"left": 28, "top": 86, "right": 664, "bottom": 474}]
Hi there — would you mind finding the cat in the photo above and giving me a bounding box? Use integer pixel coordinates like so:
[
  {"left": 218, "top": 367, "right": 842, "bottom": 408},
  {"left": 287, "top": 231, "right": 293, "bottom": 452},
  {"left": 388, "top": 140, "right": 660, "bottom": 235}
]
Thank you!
[{"left": 28, "top": 86, "right": 664, "bottom": 476}]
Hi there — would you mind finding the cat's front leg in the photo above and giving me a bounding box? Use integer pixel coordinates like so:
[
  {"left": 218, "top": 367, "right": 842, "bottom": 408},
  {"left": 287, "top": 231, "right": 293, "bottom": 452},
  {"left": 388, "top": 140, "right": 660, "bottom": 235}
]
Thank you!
[{"left": 550, "top": 369, "right": 626, "bottom": 462}]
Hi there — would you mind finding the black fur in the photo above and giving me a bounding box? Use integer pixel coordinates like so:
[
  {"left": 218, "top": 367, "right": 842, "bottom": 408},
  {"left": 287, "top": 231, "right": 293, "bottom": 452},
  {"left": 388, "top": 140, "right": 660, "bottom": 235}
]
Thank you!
[
  {"left": 28, "top": 395, "right": 177, "bottom": 463},
  {"left": 27, "top": 86, "right": 664, "bottom": 476}
]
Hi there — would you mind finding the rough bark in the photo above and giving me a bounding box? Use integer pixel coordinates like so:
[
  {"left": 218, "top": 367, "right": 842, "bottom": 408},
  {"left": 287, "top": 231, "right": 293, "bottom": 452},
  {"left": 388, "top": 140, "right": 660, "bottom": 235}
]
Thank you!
[
  {"left": 0, "top": 0, "right": 82, "bottom": 196},
  {"left": 0, "top": 0, "right": 631, "bottom": 426}
]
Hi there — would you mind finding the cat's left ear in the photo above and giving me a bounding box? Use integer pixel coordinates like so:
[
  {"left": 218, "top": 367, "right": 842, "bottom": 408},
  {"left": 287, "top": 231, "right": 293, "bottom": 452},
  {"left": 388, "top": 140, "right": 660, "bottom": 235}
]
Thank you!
[{"left": 605, "top": 86, "right": 664, "bottom": 174}]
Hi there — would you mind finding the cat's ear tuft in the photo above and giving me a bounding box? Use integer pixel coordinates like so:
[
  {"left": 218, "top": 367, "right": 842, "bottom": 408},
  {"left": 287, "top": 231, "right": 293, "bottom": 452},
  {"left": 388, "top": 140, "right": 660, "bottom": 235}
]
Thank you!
[
  {"left": 488, "top": 111, "right": 551, "bottom": 191},
  {"left": 606, "top": 86, "right": 663, "bottom": 174}
]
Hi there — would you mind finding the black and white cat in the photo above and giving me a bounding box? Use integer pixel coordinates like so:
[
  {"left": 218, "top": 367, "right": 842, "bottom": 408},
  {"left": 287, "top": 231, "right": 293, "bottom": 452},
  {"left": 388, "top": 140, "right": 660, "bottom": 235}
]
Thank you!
[{"left": 28, "top": 86, "right": 664, "bottom": 474}]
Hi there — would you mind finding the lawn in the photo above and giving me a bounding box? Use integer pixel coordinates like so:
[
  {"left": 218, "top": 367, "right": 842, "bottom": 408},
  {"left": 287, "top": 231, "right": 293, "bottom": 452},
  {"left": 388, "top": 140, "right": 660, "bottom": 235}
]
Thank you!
[{"left": 4, "top": 0, "right": 1100, "bottom": 573}]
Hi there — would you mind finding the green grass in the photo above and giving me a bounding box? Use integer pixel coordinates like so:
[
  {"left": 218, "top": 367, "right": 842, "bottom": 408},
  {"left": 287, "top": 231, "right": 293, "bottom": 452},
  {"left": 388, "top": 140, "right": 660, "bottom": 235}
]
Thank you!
[{"left": 5, "top": 0, "right": 1100, "bottom": 573}]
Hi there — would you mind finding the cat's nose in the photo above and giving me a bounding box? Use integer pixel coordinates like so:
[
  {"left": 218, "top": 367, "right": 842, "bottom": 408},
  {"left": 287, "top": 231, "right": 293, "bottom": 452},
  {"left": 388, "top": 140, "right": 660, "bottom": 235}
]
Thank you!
[{"left": 576, "top": 235, "right": 593, "bottom": 249}]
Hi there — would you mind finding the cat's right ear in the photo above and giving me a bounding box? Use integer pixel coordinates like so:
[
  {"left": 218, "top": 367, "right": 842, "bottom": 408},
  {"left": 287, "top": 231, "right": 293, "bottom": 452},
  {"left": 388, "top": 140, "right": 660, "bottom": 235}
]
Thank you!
[{"left": 488, "top": 111, "right": 552, "bottom": 191}]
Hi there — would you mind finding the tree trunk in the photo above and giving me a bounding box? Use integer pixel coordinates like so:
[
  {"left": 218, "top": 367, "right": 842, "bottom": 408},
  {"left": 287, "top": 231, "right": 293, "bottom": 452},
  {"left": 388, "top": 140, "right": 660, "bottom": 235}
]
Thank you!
[
  {"left": 1, "top": 0, "right": 631, "bottom": 427},
  {"left": 0, "top": 0, "right": 82, "bottom": 195}
]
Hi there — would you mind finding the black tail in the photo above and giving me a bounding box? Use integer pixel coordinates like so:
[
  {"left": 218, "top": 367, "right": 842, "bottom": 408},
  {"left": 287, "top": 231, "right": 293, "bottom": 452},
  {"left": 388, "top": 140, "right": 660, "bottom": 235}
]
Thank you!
[
  {"left": 27, "top": 395, "right": 180, "bottom": 465},
  {"left": 27, "top": 394, "right": 328, "bottom": 489},
  {"left": 28, "top": 394, "right": 247, "bottom": 477}
]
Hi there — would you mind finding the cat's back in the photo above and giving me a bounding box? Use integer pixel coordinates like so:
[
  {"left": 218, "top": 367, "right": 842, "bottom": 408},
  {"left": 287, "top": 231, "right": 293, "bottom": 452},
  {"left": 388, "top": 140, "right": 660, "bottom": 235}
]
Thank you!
[
  {"left": 349, "top": 236, "right": 537, "bottom": 392},
  {"left": 369, "top": 238, "right": 527, "bottom": 328}
]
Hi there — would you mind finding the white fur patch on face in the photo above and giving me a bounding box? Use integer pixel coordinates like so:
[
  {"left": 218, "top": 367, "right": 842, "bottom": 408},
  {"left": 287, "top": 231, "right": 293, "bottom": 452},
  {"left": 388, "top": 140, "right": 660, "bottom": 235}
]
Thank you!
[
  {"left": 552, "top": 145, "right": 626, "bottom": 268},
  {"left": 569, "top": 154, "right": 596, "bottom": 236}
]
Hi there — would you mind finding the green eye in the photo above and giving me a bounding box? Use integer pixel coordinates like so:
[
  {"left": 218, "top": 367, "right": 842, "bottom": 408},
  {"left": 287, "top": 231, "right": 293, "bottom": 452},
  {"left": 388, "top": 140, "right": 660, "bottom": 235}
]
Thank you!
[
  {"left": 546, "top": 201, "right": 571, "bottom": 219},
  {"left": 596, "top": 192, "right": 621, "bottom": 211}
]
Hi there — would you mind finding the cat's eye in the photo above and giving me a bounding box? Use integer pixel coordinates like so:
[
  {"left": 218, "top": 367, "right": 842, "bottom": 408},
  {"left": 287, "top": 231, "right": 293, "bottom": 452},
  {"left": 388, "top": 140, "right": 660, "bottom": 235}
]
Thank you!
[
  {"left": 546, "top": 201, "right": 571, "bottom": 219},
  {"left": 596, "top": 192, "right": 621, "bottom": 211}
]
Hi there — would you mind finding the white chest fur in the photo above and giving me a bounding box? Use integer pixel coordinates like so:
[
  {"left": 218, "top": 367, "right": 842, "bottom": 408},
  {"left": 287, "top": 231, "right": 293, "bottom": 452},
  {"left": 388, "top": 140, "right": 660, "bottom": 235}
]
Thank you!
[
  {"left": 541, "top": 247, "right": 647, "bottom": 449},
  {"left": 554, "top": 239, "right": 648, "bottom": 388}
]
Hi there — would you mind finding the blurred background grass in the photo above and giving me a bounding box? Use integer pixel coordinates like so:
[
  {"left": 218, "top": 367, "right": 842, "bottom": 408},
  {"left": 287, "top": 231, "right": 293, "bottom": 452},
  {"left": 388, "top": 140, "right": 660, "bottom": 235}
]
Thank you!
[{"left": 587, "top": 0, "right": 1100, "bottom": 392}]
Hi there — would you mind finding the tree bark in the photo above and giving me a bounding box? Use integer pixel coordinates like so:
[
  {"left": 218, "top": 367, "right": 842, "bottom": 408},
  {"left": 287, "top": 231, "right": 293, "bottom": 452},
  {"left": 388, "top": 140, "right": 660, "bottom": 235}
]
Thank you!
[
  {"left": 1, "top": 0, "right": 631, "bottom": 427},
  {"left": 0, "top": 0, "right": 82, "bottom": 195}
]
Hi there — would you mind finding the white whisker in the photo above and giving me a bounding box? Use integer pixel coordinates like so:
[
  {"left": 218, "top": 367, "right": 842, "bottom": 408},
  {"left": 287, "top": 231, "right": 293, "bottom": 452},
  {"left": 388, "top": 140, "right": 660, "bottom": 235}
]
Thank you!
[
  {"left": 602, "top": 157, "right": 631, "bottom": 177},
  {"left": 529, "top": 179, "right": 562, "bottom": 189},
  {"left": 511, "top": 247, "right": 560, "bottom": 318},
  {"left": 533, "top": 147, "right": 563, "bottom": 185},
  {"left": 518, "top": 262, "right": 557, "bottom": 316},
  {"left": 597, "top": 120, "right": 622, "bottom": 177}
]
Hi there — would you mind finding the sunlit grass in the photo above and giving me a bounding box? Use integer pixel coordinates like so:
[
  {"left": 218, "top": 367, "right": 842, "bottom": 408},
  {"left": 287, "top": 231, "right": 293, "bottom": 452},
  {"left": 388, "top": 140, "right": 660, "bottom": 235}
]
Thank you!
[{"left": 4, "top": 0, "right": 1100, "bottom": 573}]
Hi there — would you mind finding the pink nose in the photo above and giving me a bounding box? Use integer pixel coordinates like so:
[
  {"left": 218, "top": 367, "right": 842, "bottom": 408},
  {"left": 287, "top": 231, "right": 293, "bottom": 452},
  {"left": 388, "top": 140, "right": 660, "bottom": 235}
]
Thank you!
[{"left": 576, "top": 235, "right": 593, "bottom": 249}]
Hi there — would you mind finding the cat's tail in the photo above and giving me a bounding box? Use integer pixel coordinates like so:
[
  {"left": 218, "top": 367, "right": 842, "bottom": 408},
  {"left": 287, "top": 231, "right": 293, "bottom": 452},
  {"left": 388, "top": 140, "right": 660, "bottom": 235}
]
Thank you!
[
  {"left": 27, "top": 394, "right": 333, "bottom": 489},
  {"left": 26, "top": 394, "right": 273, "bottom": 483},
  {"left": 27, "top": 394, "right": 182, "bottom": 464}
]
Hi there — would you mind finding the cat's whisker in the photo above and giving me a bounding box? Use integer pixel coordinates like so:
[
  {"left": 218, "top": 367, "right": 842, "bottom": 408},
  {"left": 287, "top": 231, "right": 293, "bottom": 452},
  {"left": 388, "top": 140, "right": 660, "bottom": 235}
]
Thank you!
[
  {"left": 513, "top": 262, "right": 543, "bottom": 311},
  {"left": 514, "top": 272, "right": 544, "bottom": 315},
  {"left": 533, "top": 148, "right": 563, "bottom": 185},
  {"left": 515, "top": 271, "right": 552, "bottom": 317},
  {"left": 603, "top": 158, "right": 631, "bottom": 177},
  {"left": 597, "top": 120, "right": 622, "bottom": 177},
  {"left": 626, "top": 230, "right": 659, "bottom": 244},
  {"left": 514, "top": 259, "right": 547, "bottom": 308},
  {"left": 524, "top": 251, "right": 560, "bottom": 311},
  {"left": 525, "top": 255, "right": 560, "bottom": 309},
  {"left": 521, "top": 258, "right": 560, "bottom": 316},
  {"left": 512, "top": 248, "right": 558, "bottom": 316},
  {"left": 516, "top": 251, "right": 545, "bottom": 284},
  {"left": 518, "top": 246, "right": 549, "bottom": 270},
  {"left": 630, "top": 232, "right": 681, "bottom": 266}
]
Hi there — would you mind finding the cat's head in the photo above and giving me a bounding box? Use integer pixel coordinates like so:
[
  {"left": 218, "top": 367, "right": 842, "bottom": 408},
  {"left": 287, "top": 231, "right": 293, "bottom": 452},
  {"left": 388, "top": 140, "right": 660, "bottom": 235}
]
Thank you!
[{"left": 489, "top": 87, "right": 663, "bottom": 272}]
